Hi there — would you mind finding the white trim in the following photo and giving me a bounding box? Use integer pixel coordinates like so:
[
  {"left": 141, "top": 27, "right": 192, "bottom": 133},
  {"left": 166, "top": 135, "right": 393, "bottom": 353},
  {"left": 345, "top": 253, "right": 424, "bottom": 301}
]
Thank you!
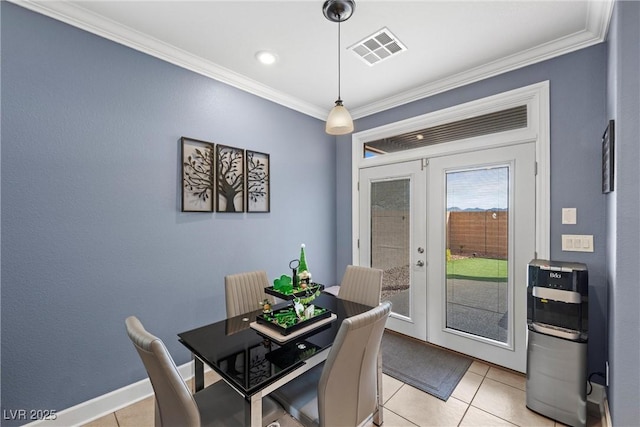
[
  {"left": 350, "top": 0, "right": 614, "bottom": 119},
  {"left": 8, "top": 0, "right": 327, "bottom": 120},
  {"left": 351, "top": 0, "right": 612, "bottom": 118},
  {"left": 352, "top": 81, "right": 550, "bottom": 263},
  {"left": 9, "top": 0, "right": 612, "bottom": 121},
  {"left": 532, "top": 82, "right": 551, "bottom": 260},
  {"left": 350, "top": 31, "right": 609, "bottom": 119},
  {"left": 24, "top": 361, "right": 206, "bottom": 427}
]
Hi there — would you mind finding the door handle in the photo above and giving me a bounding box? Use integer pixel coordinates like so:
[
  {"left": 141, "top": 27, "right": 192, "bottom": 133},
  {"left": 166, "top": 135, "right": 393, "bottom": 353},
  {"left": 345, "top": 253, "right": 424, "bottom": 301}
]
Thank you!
[{"left": 416, "top": 260, "right": 425, "bottom": 267}]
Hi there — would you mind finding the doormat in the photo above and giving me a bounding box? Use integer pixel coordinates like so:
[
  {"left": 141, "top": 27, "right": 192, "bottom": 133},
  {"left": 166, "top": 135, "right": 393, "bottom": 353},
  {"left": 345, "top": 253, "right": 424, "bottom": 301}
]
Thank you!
[{"left": 381, "top": 331, "right": 472, "bottom": 401}]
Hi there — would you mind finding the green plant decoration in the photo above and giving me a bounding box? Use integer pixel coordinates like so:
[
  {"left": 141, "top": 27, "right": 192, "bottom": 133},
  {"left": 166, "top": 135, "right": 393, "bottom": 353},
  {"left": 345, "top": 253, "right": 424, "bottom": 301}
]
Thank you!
[
  {"left": 295, "top": 288, "right": 321, "bottom": 306},
  {"left": 273, "top": 275, "right": 293, "bottom": 293}
]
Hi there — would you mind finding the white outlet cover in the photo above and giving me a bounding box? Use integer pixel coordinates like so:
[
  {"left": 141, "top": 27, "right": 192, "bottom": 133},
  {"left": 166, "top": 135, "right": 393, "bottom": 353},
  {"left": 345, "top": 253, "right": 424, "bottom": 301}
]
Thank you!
[{"left": 562, "top": 234, "right": 594, "bottom": 252}]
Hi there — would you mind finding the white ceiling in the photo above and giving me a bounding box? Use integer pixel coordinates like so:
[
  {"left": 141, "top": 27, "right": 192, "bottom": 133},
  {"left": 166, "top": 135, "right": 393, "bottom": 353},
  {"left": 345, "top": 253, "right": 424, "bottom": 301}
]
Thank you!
[{"left": 14, "top": 0, "right": 613, "bottom": 120}]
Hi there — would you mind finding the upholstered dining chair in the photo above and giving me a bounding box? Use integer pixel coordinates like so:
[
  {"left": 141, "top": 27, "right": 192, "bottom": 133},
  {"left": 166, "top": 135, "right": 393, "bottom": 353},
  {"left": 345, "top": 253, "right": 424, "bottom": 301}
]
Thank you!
[
  {"left": 225, "top": 270, "right": 275, "bottom": 318},
  {"left": 323, "top": 265, "right": 386, "bottom": 424},
  {"left": 271, "top": 301, "right": 392, "bottom": 427},
  {"left": 125, "top": 316, "right": 284, "bottom": 427},
  {"left": 337, "top": 265, "right": 384, "bottom": 308}
]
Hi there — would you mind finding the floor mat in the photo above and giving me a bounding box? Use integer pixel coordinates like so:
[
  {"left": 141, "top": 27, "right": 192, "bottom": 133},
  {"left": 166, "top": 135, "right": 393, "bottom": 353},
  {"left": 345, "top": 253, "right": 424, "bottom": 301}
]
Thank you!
[{"left": 381, "top": 331, "right": 472, "bottom": 401}]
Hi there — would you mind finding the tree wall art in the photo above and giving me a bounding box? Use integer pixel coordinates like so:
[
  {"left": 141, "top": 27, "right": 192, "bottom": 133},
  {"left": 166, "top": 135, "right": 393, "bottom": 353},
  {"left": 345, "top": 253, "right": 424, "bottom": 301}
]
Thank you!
[
  {"left": 181, "top": 137, "right": 214, "bottom": 212},
  {"left": 216, "top": 144, "right": 245, "bottom": 213},
  {"left": 180, "top": 137, "right": 270, "bottom": 214},
  {"left": 246, "top": 150, "right": 270, "bottom": 212}
]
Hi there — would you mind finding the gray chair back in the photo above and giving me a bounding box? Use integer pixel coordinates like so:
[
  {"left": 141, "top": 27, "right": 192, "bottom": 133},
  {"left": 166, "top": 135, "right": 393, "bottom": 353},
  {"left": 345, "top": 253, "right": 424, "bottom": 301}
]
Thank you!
[
  {"left": 125, "top": 316, "right": 199, "bottom": 427},
  {"left": 225, "top": 270, "right": 274, "bottom": 318},
  {"left": 318, "top": 301, "right": 391, "bottom": 427},
  {"left": 338, "top": 265, "right": 383, "bottom": 307}
]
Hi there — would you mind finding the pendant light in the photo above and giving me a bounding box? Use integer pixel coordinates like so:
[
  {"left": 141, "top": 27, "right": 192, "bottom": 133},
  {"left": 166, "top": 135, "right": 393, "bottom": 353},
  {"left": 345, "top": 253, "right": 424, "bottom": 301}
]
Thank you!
[{"left": 323, "top": 0, "right": 355, "bottom": 135}]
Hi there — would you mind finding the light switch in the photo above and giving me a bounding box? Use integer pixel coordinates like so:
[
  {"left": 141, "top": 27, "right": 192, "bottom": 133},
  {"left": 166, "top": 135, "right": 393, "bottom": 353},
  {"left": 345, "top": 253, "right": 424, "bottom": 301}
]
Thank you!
[
  {"left": 565, "top": 238, "right": 573, "bottom": 249},
  {"left": 562, "top": 208, "right": 577, "bottom": 224}
]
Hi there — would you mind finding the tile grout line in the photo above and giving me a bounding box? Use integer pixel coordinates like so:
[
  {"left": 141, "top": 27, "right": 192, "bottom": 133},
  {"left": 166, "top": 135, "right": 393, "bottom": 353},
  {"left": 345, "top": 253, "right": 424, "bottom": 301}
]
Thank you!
[
  {"left": 457, "top": 366, "right": 489, "bottom": 426},
  {"left": 381, "top": 406, "right": 420, "bottom": 427},
  {"left": 382, "top": 381, "right": 405, "bottom": 406},
  {"left": 469, "top": 367, "right": 555, "bottom": 427}
]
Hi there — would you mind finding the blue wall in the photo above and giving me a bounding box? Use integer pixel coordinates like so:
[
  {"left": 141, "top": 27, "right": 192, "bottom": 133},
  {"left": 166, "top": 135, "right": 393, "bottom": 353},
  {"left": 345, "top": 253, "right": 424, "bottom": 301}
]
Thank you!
[
  {"left": 339, "top": 45, "right": 609, "bottom": 381},
  {"left": 1, "top": 2, "right": 336, "bottom": 418},
  {"left": 3, "top": 0, "right": 638, "bottom": 422},
  {"left": 606, "top": 1, "right": 640, "bottom": 425}
]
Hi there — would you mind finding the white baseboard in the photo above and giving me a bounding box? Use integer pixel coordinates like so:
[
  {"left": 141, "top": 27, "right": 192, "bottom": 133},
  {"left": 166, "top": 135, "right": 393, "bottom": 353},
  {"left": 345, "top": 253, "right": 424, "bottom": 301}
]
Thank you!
[{"left": 25, "top": 361, "right": 202, "bottom": 427}]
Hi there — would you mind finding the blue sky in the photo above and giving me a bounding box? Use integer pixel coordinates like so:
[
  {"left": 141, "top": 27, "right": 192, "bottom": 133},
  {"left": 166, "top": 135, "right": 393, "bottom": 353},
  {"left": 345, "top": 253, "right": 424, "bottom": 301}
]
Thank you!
[{"left": 446, "top": 166, "right": 509, "bottom": 210}]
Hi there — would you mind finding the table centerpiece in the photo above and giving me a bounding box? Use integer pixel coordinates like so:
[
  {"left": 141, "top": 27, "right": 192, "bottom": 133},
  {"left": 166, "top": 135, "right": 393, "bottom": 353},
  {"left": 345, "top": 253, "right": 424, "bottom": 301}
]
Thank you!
[{"left": 257, "top": 283, "right": 331, "bottom": 335}]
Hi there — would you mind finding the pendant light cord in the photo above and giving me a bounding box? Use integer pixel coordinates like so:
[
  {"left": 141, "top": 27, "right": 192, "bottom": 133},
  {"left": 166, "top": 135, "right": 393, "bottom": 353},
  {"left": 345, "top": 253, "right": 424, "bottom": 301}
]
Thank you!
[{"left": 337, "top": 18, "right": 341, "bottom": 101}]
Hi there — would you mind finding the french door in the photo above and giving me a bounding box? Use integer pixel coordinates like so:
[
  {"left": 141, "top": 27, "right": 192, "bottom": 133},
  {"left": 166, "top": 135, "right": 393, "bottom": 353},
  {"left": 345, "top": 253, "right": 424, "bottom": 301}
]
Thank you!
[
  {"left": 359, "top": 143, "right": 536, "bottom": 372},
  {"left": 359, "top": 161, "right": 427, "bottom": 340}
]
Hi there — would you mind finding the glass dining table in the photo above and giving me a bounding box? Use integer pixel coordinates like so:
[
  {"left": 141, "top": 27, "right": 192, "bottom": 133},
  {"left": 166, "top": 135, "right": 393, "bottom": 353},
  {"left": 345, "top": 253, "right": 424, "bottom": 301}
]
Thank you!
[{"left": 178, "top": 292, "right": 382, "bottom": 427}]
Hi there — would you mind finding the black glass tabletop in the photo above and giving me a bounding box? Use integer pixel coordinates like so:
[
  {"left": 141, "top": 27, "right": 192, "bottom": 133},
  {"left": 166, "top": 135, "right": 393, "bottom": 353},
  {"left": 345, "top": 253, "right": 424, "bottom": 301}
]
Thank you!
[{"left": 178, "top": 292, "right": 372, "bottom": 396}]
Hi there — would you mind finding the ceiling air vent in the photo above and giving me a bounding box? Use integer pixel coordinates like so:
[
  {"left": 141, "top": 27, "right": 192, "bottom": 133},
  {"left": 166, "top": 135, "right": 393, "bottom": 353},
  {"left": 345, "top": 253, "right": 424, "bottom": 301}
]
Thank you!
[{"left": 349, "top": 27, "right": 406, "bottom": 66}]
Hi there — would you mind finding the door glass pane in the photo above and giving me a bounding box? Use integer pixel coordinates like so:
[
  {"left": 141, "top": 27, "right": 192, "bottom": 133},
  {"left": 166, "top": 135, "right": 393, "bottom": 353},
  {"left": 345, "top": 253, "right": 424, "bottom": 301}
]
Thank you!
[
  {"left": 371, "top": 179, "right": 410, "bottom": 317},
  {"left": 445, "top": 167, "right": 509, "bottom": 343}
]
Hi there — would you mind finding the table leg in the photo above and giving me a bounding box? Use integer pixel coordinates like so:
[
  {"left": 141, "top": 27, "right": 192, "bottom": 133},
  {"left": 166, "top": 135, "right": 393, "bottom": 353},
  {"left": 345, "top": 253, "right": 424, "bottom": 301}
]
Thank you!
[
  {"left": 373, "top": 350, "right": 384, "bottom": 425},
  {"left": 193, "top": 356, "right": 204, "bottom": 393},
  {"left": 245, "top": 393, "right": 263, "bottom": 427}
]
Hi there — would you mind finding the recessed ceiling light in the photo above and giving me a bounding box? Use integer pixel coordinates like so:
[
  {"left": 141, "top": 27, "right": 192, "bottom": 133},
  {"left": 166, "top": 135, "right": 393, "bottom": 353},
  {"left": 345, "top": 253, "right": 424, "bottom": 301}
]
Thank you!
[
  {"left": 416, "top": 134, "right": 424, "bottom": 140},
  {"left": 255, "top": 51, "right": 277, "bottom": 65}
]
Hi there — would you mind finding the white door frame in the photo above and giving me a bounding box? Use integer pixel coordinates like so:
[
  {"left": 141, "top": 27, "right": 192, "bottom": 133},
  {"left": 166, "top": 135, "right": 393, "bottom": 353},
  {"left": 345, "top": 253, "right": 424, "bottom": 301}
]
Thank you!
[
  {"left": 350, "top": 82, "right": 550, "bottom": 370},
  {"left": 358, "top": 160, "right": 428, "bottom": 340},
  {"left": 425, "top": 143, "right": 536, "bottom": 372},
  {"left": 351, "top": 81, "right": 550, "bottom": 267}
]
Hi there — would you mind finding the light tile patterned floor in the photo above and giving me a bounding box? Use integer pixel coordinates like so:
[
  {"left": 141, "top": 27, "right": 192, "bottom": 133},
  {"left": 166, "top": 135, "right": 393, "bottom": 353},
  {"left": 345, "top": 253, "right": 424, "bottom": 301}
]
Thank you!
[{"left": 82, "top": 361, "right": 602, "bottom": 427}]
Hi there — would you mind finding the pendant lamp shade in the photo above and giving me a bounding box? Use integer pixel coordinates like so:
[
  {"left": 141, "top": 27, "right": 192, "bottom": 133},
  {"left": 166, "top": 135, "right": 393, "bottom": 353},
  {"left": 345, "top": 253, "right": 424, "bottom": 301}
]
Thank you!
[
  {"left": 323, "top": 0, "right": 355, "bottom": 136},
  {"left": 326, "top": 99, "right": 354, "bottom": 135}
]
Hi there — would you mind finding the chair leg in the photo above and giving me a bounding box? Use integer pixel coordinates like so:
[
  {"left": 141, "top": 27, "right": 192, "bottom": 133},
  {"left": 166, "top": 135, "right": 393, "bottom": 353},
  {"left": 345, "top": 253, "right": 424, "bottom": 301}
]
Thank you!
[
  {"left": 154, "top": 398, "right": 161, "bottom": 427},
  {"left": 374, "top": 351, "right": 384, "bottom": 426}
]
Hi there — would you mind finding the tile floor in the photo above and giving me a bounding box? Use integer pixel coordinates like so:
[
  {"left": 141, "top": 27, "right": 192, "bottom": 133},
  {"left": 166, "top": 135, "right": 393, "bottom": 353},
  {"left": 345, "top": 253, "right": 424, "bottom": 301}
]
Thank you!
[{"left": 82, "top": 361, "right": 602, "bottom": 427}]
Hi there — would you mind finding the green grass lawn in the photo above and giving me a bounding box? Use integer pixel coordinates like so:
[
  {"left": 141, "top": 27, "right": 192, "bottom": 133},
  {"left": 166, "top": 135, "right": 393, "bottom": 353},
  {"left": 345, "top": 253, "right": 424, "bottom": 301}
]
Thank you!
[{"left": 447, "top": 257, "right": 508, "bottom": 282}]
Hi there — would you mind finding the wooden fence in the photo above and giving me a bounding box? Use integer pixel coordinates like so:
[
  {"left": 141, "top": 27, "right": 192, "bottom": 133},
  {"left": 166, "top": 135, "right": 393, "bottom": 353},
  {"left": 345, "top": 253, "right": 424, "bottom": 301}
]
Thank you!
[
  {"left": 447, "top": 211, "right": 508, "bottom": 259},
  {"left": 371, "top": 210, "right": 508, "bottom": 267}
]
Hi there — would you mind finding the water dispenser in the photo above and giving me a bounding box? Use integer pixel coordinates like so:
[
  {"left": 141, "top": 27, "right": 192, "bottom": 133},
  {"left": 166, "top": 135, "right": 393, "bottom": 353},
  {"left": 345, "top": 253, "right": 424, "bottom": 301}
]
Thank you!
[{"left": 526, "top": 259, "right": 588, "bottom": 427}]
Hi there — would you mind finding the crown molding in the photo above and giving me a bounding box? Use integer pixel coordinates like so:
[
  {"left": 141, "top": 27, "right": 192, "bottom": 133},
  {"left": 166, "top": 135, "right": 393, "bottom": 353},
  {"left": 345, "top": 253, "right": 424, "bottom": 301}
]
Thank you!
[
  {"left": 10, "top": 0, "right": 613, "bottom": 122},
  {"left": 350, "top": 0, "right": 614, "bottom": 119},
  {"left": 9, "top": 0, "right": 329, "bottom": 120}
]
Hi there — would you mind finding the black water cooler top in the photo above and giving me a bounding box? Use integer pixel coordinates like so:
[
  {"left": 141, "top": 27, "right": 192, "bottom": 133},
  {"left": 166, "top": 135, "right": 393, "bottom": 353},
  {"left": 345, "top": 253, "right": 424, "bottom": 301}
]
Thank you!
[{"left": 527, "top": 259, "right": 588, "bottom": 342}]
